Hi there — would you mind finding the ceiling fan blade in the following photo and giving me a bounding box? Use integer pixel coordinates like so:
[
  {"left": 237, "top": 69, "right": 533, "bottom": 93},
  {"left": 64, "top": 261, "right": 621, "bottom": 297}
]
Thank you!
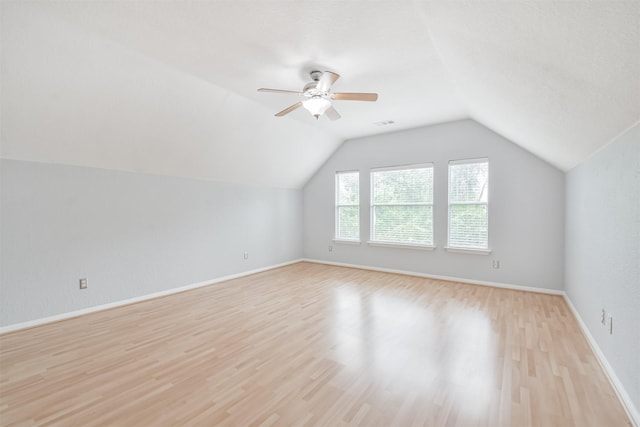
[
  {"left": 258, "top": 88, "right": 302, "bottom": 95},
  {"left": 331, "top": 92, "right": 378, "bottom": 102},
  {"left": 325, "top": 106, "right": 341, "bottom": 121},
  {"left": 275, "top": 102, "right": 303, "bottom": 117},
  {"left": 316, "top": 71, "right": 340, "bottom": 92}
]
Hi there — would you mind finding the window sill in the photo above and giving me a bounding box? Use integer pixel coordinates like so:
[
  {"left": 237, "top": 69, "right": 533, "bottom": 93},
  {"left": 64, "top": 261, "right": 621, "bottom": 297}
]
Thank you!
[
  {"left": 367, "top": 241, "right": 436, "bottom": 251},
  {"left": 445, "top": 247, "right": 491, "bottom": 255},
  {"left": 333, "top": 239, "right": 362, "bottom": 245}
]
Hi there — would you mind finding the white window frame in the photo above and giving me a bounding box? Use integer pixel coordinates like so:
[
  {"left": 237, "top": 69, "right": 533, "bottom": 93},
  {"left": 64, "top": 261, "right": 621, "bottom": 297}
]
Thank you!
[
  {"left": 369, "top": 163, "right": 435, "bottom": 249},
  {"left": 446, "top": 158, "right": 490, "bottom": 255},
  {"left": 334, "top": 170, "right": 360, "bottom": 243}
]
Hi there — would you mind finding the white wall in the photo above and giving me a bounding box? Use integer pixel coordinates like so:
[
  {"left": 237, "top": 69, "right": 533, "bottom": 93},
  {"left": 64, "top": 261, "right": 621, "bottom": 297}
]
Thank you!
[
  {"left": 303, "top": 119, "right": 565, "bottom": 290},
  {"left": 0, "top": 159, "right": 303, "bottom": 327},
  {"left": 565, "top": 123, "right": 640, "bottom": 415}
]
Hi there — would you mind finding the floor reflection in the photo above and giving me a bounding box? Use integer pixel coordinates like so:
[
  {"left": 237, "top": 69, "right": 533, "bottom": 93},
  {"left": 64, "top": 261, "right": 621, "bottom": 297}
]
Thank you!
[
  {"left": 332, "top": 285, "right": 365, "bottom": 370},
  {"left": 446, "top": 309, "right": 495, "bottom": 415},
  {"left": 331, "top": 284, "right": 496, "bottom": 402}
]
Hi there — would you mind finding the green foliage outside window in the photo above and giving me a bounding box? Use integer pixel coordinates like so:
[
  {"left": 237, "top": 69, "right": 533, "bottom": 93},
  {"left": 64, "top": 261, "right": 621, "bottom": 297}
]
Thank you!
[{"left": 371, "top": 166, "right": 433, "bottom": 245}]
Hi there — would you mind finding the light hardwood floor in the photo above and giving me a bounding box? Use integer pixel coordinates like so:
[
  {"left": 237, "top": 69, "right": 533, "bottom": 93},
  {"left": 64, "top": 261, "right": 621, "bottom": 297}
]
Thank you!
[{"left": 0, "top": 262, "right": 631, "bottom": 426}]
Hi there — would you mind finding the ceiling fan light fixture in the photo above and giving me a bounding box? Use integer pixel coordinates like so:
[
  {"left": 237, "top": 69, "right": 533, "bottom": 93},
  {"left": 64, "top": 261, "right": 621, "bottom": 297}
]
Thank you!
[
  {"left": 258, "top": 70, "right": 377, "bottom": 121},
  {"left": 303, "top": 96, "right": 331, "bottom": 119}
]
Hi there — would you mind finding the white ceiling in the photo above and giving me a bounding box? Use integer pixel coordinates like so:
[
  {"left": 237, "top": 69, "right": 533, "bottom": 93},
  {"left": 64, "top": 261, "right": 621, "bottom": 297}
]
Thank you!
[{"left": 1, "top": 1, "right": 639, "bottom": 188}]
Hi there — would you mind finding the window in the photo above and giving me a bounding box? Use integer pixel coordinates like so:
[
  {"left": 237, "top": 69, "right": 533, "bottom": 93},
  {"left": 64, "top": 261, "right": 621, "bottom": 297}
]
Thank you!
[
  {"left": 335, "top": 171, "right": 360, "bottom": 241},
  {"left": 370, "top": 164, "right": 434, "bottom": 246},
  {"left": 448, "top": 158, "right": 489, "bottom": 250}
]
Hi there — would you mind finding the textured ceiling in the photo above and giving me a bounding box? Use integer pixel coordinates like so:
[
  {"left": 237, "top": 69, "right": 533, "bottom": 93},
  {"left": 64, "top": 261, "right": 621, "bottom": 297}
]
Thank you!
[{"left": 1, "top": 1, "right": 639, "bottom": 188}]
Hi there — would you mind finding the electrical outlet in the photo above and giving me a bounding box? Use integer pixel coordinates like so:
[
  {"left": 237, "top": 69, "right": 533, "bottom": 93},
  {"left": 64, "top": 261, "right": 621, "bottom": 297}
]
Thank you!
[
  {"left": 79, "top": 278, "right": 87, "bottom": 290},
  {"left": 328, "top": 245, "right": 333, "bottom": 252},
  {"left": 601, "top": 309, "right": 606, "bottom": 325},
  {"left": 492, "top": 260, "right": 500, "bottom": 269},
  {"left": 243, "top": 252, "right": 249, "bottom": 260}
]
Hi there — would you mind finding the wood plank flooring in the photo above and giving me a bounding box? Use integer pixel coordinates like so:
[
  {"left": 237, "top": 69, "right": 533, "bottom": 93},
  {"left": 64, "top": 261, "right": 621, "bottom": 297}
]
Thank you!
[{"left": 0, "top": 262, "right": 631, "bottom": 426}]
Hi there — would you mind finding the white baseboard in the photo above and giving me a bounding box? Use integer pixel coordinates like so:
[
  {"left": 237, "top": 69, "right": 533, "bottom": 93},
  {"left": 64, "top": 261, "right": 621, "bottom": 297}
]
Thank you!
[
  {"left": 563, "top": 295, "right": 639, "bottom": 427},
  {"left": 301, "top": 258, "right": 564, "bottom": 295},
  {"left": 3, "top": 258, "right": 635, "bottom": 426},
  {"left": 302, "top": 258, "right": 637, "bottom": 425},
  {"left": 0, "top": 259, "right": 303, "bottom": 335}
]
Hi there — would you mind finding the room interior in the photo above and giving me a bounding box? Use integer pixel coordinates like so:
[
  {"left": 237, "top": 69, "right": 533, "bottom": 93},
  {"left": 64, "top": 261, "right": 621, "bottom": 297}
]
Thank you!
[{"left": 1, "top": 1, "right": 638, "bottom": 425}]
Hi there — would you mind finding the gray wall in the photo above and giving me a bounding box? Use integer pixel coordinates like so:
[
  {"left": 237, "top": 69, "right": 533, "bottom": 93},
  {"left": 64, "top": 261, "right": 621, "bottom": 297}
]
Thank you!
[
  {"left": 0, "top": 159, "right": 303, "bottom": 327},
  {"left": 565, "top": 124, "right": 640, "bottom": 413},
  {"left": 303, "top": 120, "right": 565, "bottom": 291}
]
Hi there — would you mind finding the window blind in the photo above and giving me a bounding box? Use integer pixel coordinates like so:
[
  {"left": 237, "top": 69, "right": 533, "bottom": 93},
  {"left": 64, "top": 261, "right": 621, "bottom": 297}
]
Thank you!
[
  {"left": 335, "top": 171, "right": 359, "bottom": 240},
  {"left": 371, "top": 165, "right": 433, "bottom": 245},
  {"left": 448, "top": 159, "right": 489, "bottom": 249}
]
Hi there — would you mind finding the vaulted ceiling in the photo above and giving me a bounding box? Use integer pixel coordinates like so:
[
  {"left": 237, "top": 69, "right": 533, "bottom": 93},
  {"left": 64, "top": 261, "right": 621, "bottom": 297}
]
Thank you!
[{"left": 2, "top": 1, "right": 638, "bottom": 188}]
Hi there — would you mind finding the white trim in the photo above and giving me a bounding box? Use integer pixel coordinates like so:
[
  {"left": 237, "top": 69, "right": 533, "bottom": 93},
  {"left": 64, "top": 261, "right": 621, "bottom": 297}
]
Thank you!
[
  {"left": 335, "top": 169, "right": 360, "bottom": 175},
  {"left": 301, "top": 258, "right": 563, "bottom": 295},
  {"left": 0, "top": 259, "right": 303, "bottom": 335},
  {"left": 333, "top": 239, "right": 362, "bottom": 245},
  {"left": 445, "top": 246, "right": 491, "bottom": 255},
  {"left": 448, "top": 157, "right": 489, "bottom": 166},
  {"left": 367, "top": 241, "right": 435, "bottom": 251},
  {"left": 370, "top": 163, "right": 433, "bottom": 173},
  {"left": 563, "top": 295, "right": 639, "bottom": 427}
]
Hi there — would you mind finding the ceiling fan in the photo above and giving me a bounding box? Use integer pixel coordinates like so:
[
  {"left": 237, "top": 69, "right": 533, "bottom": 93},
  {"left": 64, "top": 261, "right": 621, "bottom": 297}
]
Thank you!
[{"left": 258, "top": 70, "right": 378, "bottom": 120}]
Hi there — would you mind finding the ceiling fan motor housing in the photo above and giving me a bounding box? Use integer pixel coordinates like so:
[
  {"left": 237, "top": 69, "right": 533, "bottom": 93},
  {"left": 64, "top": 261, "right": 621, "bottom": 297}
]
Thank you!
[
  {"left": 304, "top": 71, "right": 332, "bottom": 97},
  {"left": 310, "top": 70, "right": 323, "bottom": 82}
]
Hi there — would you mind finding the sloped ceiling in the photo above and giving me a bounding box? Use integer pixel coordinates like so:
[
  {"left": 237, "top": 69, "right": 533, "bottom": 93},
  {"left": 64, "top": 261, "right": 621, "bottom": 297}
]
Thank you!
[{"left": 1, "top": 1, "right": 638, "bottom": 189}]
